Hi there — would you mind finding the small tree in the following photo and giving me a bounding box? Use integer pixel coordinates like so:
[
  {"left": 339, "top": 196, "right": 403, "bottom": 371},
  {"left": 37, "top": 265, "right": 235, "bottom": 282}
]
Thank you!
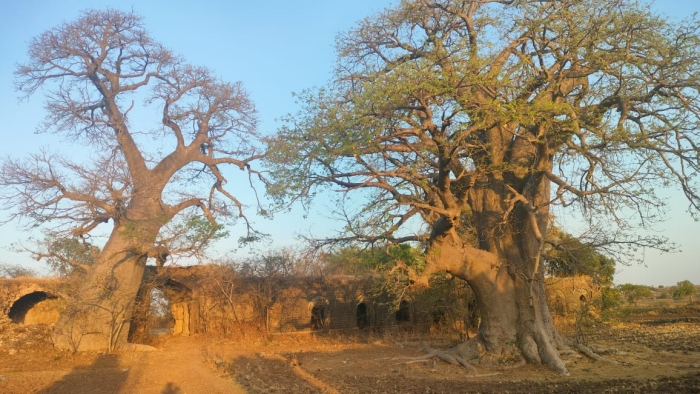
[
  {"left": 617, "top": 284, "right": 653, "bottom": 305},
  {"left": 0, "top": 262, "right": 37, "bottom": 278},
  {"left": 543, "top": 228, "right": 615, "bottom": 285},
  {"left": 673, "top": 280, "right": 696, "bottom": 302},
  {"left": 234, "top": 248, "right": 305, "bottom": 331},
  {"left": 600, "top": 287, "right": 622, "bottom": 311}
]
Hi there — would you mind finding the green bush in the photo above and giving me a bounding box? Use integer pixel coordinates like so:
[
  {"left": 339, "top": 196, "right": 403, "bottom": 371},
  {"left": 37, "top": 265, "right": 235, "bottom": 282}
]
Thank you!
[
  {"left": 672, "top": 280, "right": 696, "bottom": 302},
  {"left": 601, "top": 287, "right": 622, "bottom": 310}
]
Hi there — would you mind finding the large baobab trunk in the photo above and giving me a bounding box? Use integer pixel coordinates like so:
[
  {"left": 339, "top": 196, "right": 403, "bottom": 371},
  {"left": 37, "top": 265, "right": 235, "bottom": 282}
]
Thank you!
[
  {"left": 52, "top": 200, "right": 164, "bottom": 352},
  {"left": 423, "top": 177, "right": 569, "bottom": 374},
  {"left": 427, "top": 235, "right": 568, "bottom": 374},
  {"left": 51, "top": 231, "right": 149, "bottom": 352}
]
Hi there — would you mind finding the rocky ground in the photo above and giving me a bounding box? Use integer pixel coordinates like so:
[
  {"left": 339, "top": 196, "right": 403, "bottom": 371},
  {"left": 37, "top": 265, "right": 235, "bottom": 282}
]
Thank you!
[{"left": 1, "top": 310, "right": 700, "bottom": 393}]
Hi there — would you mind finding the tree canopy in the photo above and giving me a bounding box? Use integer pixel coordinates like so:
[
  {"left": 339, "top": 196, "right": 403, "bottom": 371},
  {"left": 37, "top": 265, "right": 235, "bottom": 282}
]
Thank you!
[
  {"left": 268, "top": 0, "right": 700, "bottom": 252},
  {"left": 0, "top": 262, "right": 36, "bottom": 278},
  {"left": 323, "top": 243, "right": 426, "bottom": 275},
  {"left": 617, "top": 283, "right": 652, "bottom": 304},
  {"left": 3, "top": 9, "right": 264, "bottom": 263}
]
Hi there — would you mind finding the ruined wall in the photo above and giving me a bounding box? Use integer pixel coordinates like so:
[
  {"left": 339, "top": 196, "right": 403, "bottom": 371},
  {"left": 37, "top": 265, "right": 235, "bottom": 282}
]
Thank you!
[
  {"left": 546, "top": 275, "right": 599, "bottom": 317},
  {"left": 2, "top": 267, "right": 481, "bottom": 339},
  {"left": 0, "top": 278, "right": 64, "bottom": 327},
  {"left": 182, "top": 272, "right": 379, "bottom": 334}
]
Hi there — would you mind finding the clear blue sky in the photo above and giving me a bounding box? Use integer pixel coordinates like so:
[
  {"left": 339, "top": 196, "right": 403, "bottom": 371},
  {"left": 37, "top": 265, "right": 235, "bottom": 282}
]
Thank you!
[{"left": 0, "top": 0, "right": 699, "bottom": 286}]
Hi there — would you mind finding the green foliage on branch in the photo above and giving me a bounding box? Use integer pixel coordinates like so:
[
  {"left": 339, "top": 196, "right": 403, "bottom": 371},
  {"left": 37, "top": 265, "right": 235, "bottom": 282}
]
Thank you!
[
  {"left": 43, "top": 234, "right": 99, "bottom": 277},
  {"left": 181, "top": 216, "right": 229, "bottom": 247},
  {"left": 543, "top": 229, "right": 615, "bottom": 285},
  {"left": 323, "top": 244, "right": 426, "bottom": 275}
]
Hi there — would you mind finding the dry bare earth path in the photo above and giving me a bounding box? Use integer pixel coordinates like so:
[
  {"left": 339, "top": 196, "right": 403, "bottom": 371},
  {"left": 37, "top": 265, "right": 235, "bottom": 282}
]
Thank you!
[
  {"left": 3, "top": 324, "right": 700, "bottom": 393},
  {"left": 0, "top": 336, "right": 246, "bottom": 394}
]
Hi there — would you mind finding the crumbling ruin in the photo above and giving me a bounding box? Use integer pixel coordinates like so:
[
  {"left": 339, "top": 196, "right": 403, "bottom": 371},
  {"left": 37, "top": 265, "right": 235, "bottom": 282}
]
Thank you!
[
  {"left": 0, "top": 278, "right": 63, "bottom": 326},
  {"left": 1, "top": 267, "right": 598, "bottom": 346}
]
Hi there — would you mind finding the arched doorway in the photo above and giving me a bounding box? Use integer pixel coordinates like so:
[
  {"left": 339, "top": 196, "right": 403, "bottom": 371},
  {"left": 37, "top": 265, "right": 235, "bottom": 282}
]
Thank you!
[
  {"left": 148, "top": 287, "right": 173, "bottom": 336},
  {"left": 129, "top": 276, "right": 195, "bottom": 342},
  {"left": 396, "top": 299, "right": 410, "bottom": 323},
  {"left": 8, "top": 291, "right": 59, "bottom": 324},
  {"left": 356, "top": 302, "right": 369, "bottom": 330},
  {"left": 309, "top": 298, "right": 328, "bottom": 330},
  {"left": 311, "top": 304, "right": 326, "bottom": 329}
]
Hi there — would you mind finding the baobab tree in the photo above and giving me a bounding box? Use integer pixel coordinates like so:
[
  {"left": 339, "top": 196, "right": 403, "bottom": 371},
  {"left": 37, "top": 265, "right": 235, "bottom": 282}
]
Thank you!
[
  {"left": 266, "top": 0, "right": 700, "bottom": 374},
  {"left": 2, "top": 9, "right": 264, "bottom": 351}
]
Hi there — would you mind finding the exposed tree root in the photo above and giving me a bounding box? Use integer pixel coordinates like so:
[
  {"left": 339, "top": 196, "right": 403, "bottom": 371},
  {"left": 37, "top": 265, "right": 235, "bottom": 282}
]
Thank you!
[
  {"left": 391, "top": 346, "right": 476, "bottom": 372},
  {"left": 566, "top": 341, "right": 619, "bottom": 364},
  {"left": 589, "top": 345, "right": 626, "bottom": 356},
  {"left": 498, "top": 357, "right": 527, "bottom": 370},
  {"left": 465, "top": 372, "right": 502, "bottom": 378},
  {"left": 389, "top": 339, "right": 535, "bottom": 373},
  {"left": 267, "top": 353, "right": 340, "bottom": 394},
  {"left": 558, "top": 349, "right": 577, "bottom": 356},
  {"left": 389, "top": 335, "right": 571, "bottom": 375},
  {"left": 394, "top": 359, "right": 432, "bottom": 365},
  {"left": 426, "top": 347, "right": 477, "bottom": 371},
  {"left": 566, "top": 343, "right": 700, "bottom": 370},
  {"left": 642, "top": 361, "right": 700, "bottom": 368},
  {"left": 391, "top": 335, "right": 700, "bottom": 376}
]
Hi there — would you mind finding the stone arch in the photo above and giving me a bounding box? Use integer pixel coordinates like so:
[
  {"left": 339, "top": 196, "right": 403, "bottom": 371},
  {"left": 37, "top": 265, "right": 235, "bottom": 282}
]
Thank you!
[
  {"left": 160, "top": 278, "right": 193, "bottom": 303},
  {"left": 129, "top": 275, "right": 197, "bottom": 341},
  {"left": 159, "top": 279, "right": 197, "bottom": 336},
  {"left": 8, "top": 291, "right": 59, "bottom": 325}
]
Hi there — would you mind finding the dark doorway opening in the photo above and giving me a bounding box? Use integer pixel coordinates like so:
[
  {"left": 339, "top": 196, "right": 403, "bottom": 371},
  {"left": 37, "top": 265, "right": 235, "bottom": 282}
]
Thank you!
[
  {"left": 356, "top": 302, "right": 368, "bottom": 330},
  {"left": 396, "top": 300, "right": 410, "bottom": 323},
  {"left": 8, "top": 291, "right": 56, "bottom": 323},
  {"left": 311, "top": 304, "right": 326, "bottom": 330}
]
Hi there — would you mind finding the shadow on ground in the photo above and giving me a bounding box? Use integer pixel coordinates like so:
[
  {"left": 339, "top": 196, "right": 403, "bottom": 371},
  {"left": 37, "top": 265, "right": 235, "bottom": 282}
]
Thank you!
[{"left": 37, "top": 354, "right": 128, "bottom": 394}]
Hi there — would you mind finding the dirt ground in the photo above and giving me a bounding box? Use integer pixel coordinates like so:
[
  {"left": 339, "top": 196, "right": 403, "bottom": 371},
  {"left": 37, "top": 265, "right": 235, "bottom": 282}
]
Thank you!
[
  {"left": 0, "top": 325, "right": 245, "bottom": 394},
  {"left": 2, "top": 319, "right": 700, "bottom": 393}
]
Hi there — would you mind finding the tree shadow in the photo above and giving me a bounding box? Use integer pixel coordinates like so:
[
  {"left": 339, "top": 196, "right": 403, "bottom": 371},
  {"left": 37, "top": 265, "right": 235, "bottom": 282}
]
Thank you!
[
  {"left": 37, "top": 353, "right": 128, "bottom": 394},
  {"left": 161, "top": 382, "right": 182, "bottom": 394}
]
